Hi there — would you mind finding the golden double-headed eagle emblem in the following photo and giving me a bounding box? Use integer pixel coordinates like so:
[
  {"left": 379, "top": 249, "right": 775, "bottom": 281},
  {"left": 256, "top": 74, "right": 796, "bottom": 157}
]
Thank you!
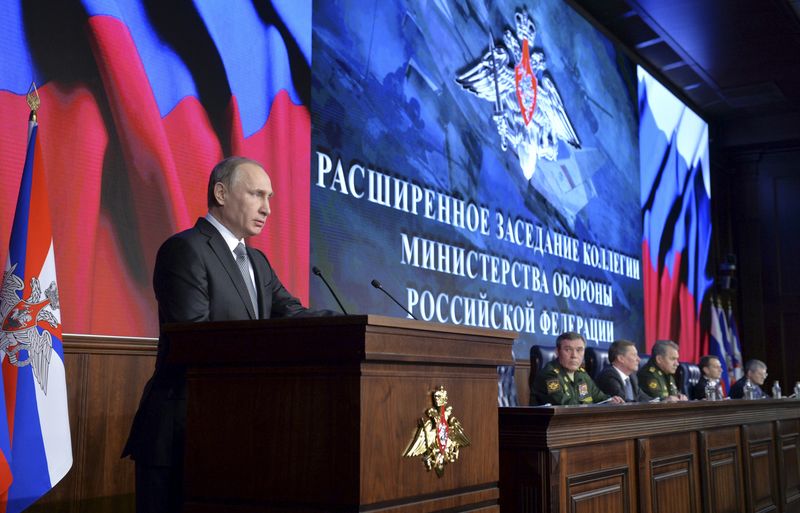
[{"left": 402, "top": 386, "right": 470, "bottom": 477}]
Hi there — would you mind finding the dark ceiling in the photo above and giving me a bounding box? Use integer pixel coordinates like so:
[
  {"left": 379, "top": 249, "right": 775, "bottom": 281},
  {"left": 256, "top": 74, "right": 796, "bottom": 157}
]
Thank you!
[{"left": 571, "top": 0, "right": 800, "bottom": 148}]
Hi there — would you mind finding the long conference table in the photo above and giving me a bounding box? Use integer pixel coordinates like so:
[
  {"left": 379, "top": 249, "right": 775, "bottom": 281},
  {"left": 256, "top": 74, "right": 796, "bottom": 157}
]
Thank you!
[{"left": 499, "top": 398, "right": 800, "bottom": 513}]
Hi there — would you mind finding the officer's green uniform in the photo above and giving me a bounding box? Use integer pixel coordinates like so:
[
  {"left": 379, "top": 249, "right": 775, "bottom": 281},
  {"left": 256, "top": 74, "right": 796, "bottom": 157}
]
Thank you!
[
  {"left": 637, "top": 358, "right": 680, "bottom": 399},
  {"left": 532, "top": 360, "right": 609, "bottom": 405}
]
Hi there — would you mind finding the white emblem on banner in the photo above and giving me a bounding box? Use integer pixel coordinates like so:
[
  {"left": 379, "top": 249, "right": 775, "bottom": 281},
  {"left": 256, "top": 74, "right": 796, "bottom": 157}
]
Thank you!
[
  {"left": 456, "top": 8, "right": 581, "bottom": 181},
  {"left": 1, "top": 263, "right": 59, "bottom": 394}
]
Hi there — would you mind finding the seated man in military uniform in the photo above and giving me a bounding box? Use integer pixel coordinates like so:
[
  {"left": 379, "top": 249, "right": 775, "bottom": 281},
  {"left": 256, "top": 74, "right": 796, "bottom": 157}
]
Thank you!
[
  {"left": 638, "top": 340, "right": 688, "bottom": 402},
  {"left": 532, "top": 332, "right": 624, "bottom": 406}
]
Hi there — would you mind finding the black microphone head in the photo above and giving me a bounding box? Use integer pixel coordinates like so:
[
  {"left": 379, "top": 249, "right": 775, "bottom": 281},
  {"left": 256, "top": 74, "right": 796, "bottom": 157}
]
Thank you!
[
  {"left": 370, "top": 279, "right": 382, "bottom": 289},
  {"left": 312, "top": 266, "right": 322, "bottom": 276}
]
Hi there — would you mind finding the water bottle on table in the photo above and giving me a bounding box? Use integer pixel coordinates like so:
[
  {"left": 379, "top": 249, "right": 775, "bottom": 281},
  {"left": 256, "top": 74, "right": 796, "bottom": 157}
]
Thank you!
[
  {"left": 704, "top": 381, "right": 717, "bottom": 400},
  {"left": 744, "top": 379, "right": 755, "bottom": 400},
  {"left": 772, "top": 380, "right": 782, "bottom": 399}
]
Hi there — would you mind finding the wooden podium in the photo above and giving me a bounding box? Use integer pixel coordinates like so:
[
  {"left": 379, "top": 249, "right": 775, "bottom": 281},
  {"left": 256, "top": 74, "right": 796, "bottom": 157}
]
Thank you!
[{"left": 164, "top": 315, "right": 515, "bottom": 513}]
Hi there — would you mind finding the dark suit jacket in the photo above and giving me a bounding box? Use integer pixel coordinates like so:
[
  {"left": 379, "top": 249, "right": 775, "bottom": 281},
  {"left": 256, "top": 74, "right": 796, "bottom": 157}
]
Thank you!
[
  {"left": 596, "top": 365, "right": 651, "bottom": 402},
  {"left": 691, "top": 376, "right": 725, "bottom": 400},
  {"left": 729, "top": 377, "right": 766, "bottom": 399},
  {"left": 123, "top": 218, "right": 331, "bottom": 465}
]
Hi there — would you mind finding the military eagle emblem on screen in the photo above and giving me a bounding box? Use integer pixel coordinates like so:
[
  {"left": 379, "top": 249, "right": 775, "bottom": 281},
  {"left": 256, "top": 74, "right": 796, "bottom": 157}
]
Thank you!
[{"left": 456, "top": 8, "right": 580, "bottom": 180}]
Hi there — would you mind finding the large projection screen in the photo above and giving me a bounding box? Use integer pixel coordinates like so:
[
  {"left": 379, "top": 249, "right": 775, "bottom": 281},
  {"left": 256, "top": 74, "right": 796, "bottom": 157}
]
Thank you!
[
  {"left": 1, "top": 1, "right": 712, "bottom": 359},
  {"left": 310, "top": 0, "right": 643, "bottom": 358}
]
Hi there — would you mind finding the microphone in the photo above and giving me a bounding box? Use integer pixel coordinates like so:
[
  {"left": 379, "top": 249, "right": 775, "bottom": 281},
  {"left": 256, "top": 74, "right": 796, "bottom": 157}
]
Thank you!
[
  {"left": 370, "top": 279, "right": 417, "bottom": 320},
  {"left": 312, "top": 266, "right": 348, "bottom": 314}
]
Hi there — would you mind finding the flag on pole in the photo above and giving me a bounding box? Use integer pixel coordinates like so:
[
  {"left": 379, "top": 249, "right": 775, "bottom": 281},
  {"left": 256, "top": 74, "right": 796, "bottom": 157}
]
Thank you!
[
  {"left": 717, "top": 301, "right": 736, "bottom": 386},
  {"left": 0, "top": 95, "right": 72, "bottom": 512},
  {"left": 708, "top": 299, "right": 731, "bottom": 392},
  {"left": 726, "top": 304, "right": 744, "bottom": 382}
]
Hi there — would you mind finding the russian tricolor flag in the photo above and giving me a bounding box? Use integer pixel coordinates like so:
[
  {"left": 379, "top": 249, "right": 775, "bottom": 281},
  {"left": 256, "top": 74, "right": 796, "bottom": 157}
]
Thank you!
[
  {"left": 709, "top": 299, "right": 731, "bottom": 392},
  {"left": 0, "top": 112, "right": 72, "bottom": 512}
]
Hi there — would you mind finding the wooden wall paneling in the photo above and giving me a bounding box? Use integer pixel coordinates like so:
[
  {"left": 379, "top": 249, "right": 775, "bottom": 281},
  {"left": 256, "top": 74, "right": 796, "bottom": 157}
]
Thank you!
[
  {"left": 700, "top": 427, "right": 745, "bottom": 513},
  {"left": 497, "top": 408, "right": 561, "bottom": 512},
  {"left": 627, "top": 437, "right": 639, "bottom": 513},
  {"left": 778, "top": 419, "right": 800, "bottom": 513},
  {"left": 501, "top": 400, "right": 800, "bottom": 513},
  {"left": 359, "top": 363, "right": 501, "bottom": 512},
  {"left": 639, "top": 432, "right": 700, "bottom": 513},
  {"left": 183, "top": 364, "right": 362, "bottom": 509},
  {"left": 29, "top": 335, "right": 157, "bottom": 513},
  {"left": 363, "top": 318, "right": 512, "bottom": 512},
  {"left": 29, "top": 351, "right": 88, "bottom": 512},
  {"left": 637, "top": 437, "right": 651, "bottom": 513},
  {"left": 742, "top": 422, "right": 780, "bottom": 513},
  {"left": 550, "top": 450, "right": 562, "bottom": 513},
  {"left": 499, "top": 448, "right": 552, "bottom": 513},
  {"left": 566, "top": 468, "right": 628, "bottom": 513},
  {"left": 563, "top": 440, "right": 634, "bottom": 513},
  {"left": 83, "top": 348, "right": 160, "bottom": 510}
]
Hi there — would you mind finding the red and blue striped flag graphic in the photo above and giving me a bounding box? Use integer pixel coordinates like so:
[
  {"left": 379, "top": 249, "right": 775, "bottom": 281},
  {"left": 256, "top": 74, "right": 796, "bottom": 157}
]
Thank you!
[
  {"left": 1, "top": 0, "right": 312, "bottom": 337},
  {"left": 0, "top": 112, "right": 72, "bottom": 512}
]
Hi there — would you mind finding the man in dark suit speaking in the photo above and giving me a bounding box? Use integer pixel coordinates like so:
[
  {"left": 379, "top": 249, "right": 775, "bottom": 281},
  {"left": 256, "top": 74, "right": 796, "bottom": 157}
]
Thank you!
[
  {"left": 123, "top": 156, "right": 332, "bottom": 513},
  {"left": 596, "top": 340, "right": 651, "bottom": 402}
]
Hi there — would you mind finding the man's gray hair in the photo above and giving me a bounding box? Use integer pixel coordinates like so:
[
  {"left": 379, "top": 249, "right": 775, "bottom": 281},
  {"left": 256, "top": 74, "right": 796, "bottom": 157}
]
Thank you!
[
  {"left": 744, "top": 359, "right": 766, "bottom": 374},
  {"left": 652, "top": 339, "right": 679, "bottom": 358},
  {"left": 207, "top": 156, "right": 264, "bottom": 208}
]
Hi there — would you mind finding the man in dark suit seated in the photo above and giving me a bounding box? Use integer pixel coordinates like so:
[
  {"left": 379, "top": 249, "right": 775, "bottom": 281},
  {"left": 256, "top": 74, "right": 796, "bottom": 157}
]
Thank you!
[
  {"left": 638, "top": 340, "right": 688, "bottom": 402},
  {"left": 729, "top": 359, "right": 768, "bottom": 399},
  {"left": 532, "top": 332, "right": 624, "bottom": 406},
  {"left": 122, "top": 157, "right": 335, "bottom": 513},
  {"left": 596, "top": 340, "right": 651, "bottom": 402},
  {"left": 691, "top": 355, "right": 725, "bottom": 400}
]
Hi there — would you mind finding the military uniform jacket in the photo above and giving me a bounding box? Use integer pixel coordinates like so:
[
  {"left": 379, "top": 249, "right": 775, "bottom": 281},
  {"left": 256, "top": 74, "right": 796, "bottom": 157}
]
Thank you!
[
  {"left": 638, "top": 359, "right": 680, "bottom": 399},
  {"left": 532, "top": 361, "right": 609, "bottom": 405}
]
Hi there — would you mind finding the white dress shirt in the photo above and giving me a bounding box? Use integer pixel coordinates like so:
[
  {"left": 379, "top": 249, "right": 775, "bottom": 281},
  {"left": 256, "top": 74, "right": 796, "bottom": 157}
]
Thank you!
[{"left": 205, "top": 213, "right": 256, "bottom": 288}]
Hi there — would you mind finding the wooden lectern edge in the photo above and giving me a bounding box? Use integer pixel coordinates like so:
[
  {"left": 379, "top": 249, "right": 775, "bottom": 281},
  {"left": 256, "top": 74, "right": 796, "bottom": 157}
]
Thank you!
[
  {"left": 162, "top": 314, "right": 522, "bottom": 369},
  {"left": 63, "top": 333, "right": 157, "bottom": 355},
  {"left": 498, "top": 398, "right": 800, "bottom": 449},
  {"left": 162, "top": 313, "right": 519, "bottom": 339}
]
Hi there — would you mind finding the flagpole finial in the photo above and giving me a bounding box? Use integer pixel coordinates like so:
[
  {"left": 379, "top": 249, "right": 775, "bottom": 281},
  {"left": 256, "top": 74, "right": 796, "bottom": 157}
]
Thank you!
[{"left": 26, "top": 82, "right": 41, "bottom": 122}]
